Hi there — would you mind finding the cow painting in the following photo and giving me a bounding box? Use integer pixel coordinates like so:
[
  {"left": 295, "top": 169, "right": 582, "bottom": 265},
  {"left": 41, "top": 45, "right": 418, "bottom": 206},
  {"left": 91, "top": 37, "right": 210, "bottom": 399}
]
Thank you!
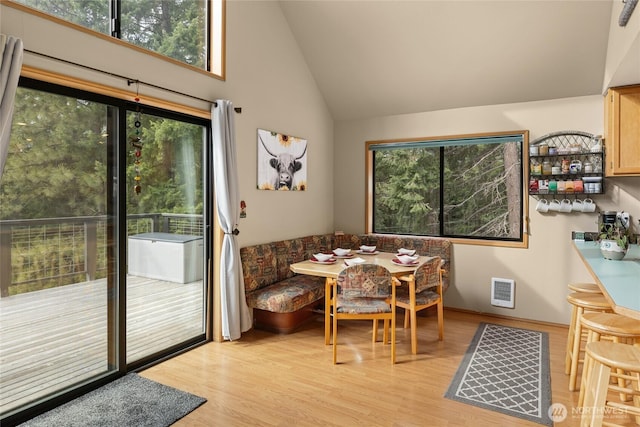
[{"left": 257, "top": 129, "right": 307, "bottom": 191}]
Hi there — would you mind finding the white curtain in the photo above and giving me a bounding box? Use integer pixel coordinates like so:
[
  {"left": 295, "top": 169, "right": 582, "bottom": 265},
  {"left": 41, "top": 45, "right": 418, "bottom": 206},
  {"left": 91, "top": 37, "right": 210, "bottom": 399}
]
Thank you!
[
  {"left": 0, "top": 34, "right": 24, "bottom": 178},
  {"left": 211, "top": 99, "right": 252, "bottom": 340}
]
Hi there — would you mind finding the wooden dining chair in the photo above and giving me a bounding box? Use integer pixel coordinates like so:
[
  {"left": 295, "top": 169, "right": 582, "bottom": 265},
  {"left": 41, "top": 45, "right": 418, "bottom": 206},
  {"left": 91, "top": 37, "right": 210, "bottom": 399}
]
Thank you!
[
  {"left": 393, "top": 256, "right": 444, "bottom": 354},
  {"left": 330, "top": 263, "right": 400, "bottom": 364}
]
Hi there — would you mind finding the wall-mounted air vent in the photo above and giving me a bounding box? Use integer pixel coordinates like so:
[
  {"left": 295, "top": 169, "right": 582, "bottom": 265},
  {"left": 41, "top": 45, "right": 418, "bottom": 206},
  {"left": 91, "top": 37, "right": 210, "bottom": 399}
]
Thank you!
[{"left": 491, "top": 277, "right": 515, "bottom": 308}]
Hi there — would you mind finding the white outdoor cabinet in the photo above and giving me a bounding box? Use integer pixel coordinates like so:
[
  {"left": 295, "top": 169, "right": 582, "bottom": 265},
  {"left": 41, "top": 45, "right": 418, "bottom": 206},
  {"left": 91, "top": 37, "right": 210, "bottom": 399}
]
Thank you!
[{"left": 128, "top": 232, "right": 204, "bottom": 283}]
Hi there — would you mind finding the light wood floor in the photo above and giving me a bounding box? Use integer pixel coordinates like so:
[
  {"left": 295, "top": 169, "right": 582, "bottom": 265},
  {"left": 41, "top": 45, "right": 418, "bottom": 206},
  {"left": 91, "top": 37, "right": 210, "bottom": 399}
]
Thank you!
[{"left": 141, "top": 309, "right": 585, "bottom": 427}]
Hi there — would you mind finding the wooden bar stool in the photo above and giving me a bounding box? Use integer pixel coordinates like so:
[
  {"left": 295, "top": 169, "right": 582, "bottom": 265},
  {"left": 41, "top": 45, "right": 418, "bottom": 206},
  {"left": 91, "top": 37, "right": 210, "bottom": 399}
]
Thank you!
[
  {"left": 580, "top": 341, "right": 640, "bottom": 427},
  {"left": 578, "top": 312, "right": 640, "bottom": 406},
  {"left": 568, "top": 282, "right": 602, "bottom": 294},
  {"left": 566, "top": 292, "right": 613, "bottom": 391}
]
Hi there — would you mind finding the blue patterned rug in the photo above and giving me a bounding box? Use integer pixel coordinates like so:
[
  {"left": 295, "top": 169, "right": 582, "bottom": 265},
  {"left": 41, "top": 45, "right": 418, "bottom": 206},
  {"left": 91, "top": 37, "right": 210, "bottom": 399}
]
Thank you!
[{"left": 445, "top": 323, "right": 552, "bottom": 426}]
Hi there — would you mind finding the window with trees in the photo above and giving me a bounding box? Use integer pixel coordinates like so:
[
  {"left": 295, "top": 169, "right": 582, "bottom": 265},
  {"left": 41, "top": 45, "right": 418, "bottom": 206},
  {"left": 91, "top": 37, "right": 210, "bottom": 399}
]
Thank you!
[
  {"left": 9, "top": 0, "right": 224, "bottom": 76},
  {"left": 367, "top": 131, "right": 527, "bottom": 246}
]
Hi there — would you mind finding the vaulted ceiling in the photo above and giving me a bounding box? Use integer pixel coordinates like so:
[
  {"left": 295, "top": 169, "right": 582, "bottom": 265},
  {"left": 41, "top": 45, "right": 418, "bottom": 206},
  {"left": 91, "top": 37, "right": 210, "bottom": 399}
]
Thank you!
[{"left": 279, "top": 1, "right": 614, "bottom": 121}]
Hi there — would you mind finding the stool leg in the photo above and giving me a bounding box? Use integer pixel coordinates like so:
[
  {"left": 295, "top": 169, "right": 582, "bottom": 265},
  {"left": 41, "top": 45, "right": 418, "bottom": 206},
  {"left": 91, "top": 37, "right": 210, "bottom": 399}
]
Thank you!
[
  {"left": 567, "top": 304, "right": 578, "bottom": 374},
  {"left": 611, "top": 336, "right": 633, "bottom": 403},
  {"left": 633, "top": 372, "right": 640, "bottom": 425},
  {"left": 579, "top": 330, "right": 600, "bottom": 407},
  {"left": 581, "top": 359, "right": 611, "bottom": 427},
  {"left": 570, "top": 306, "right": 585, "bottom": 391}
]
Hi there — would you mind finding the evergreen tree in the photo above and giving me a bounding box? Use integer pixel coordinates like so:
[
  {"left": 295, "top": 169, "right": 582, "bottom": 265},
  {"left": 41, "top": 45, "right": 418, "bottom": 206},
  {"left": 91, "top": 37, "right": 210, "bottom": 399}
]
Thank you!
[{"left": 373, "top": 141, "right": 521, "bottom": 238}]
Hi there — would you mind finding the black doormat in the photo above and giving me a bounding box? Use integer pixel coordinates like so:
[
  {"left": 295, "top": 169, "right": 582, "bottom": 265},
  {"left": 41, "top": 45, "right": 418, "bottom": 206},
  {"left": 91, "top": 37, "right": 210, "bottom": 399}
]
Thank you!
[
  {"left": 445, "top": 323, "right": 553, "bottom": 426},
  {"left": 20, "top": 373, "right": 206, "bottom": 427}
]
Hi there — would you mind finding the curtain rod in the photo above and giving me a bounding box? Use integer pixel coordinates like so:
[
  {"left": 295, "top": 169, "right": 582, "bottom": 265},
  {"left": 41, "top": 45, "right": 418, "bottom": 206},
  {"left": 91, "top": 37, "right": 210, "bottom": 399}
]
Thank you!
[{"left": 24, "top": 48, "right": 242, "bottom": 113}]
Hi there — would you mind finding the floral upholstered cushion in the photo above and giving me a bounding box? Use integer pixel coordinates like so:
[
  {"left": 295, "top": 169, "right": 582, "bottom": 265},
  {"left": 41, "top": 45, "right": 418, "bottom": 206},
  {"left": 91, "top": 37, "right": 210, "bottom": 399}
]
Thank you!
[
  {"left": 336, "top": 264, "right": 394, "bottom": 314},
  {"left": 240, "top": 243, "right": 277, "bottom": 293},
  {"left": 332, "top": 233, "right": 363, "bottom": 251},
  {"left": 246, "top": 274, "right": 325, "bottom": 313},
  {"left": 274, "top": 238, "right": 306, "bottom": 282},
  {"left": 302, "top": 234, "right": 333, "bottom": 258},
  {"left": 412, "top": 256, "right": 442, "bottom": 293},
  {"left": 396, "top": 288, "right": 440, "bottom": 306}
]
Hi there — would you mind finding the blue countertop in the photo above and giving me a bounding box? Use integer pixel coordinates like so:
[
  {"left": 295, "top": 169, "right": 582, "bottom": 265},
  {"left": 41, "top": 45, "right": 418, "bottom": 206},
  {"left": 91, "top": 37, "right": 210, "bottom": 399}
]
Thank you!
[{"left": 572, "top": 241, "right": 640, "bottom": 319}]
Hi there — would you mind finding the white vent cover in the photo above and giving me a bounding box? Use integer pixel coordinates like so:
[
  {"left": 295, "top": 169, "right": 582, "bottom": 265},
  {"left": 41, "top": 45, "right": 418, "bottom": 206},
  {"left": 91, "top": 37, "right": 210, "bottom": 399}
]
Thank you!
[{"left": 491, "top": 277, "right": 515, "bottom": 308}]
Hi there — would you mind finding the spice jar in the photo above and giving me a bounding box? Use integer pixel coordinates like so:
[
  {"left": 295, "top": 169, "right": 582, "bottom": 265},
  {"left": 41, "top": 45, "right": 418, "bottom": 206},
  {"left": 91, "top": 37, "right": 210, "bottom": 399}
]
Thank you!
[
  {"left": 557, "top": 180, "right": 566, "bottom": 193},
  {"left": 574, "top": 179, "right": 584, "bottom": 193},
  {"left": 539, "top": 143, "right": 549, "bottom": 156},
  {"left": 565, "top": 180, "right": 574, "bottom": 193},
  {"left": 531, "top": 159, "right": 541, "bottom": 175},
  {"left": 542, "top": 159, "right": 552, "bottom": 175}
]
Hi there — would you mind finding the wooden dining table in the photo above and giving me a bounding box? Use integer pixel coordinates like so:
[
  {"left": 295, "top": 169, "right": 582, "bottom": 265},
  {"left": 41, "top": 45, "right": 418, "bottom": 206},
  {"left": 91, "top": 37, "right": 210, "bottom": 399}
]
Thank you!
[{"left": 290, "top": 251, "right": 429, "bottom": 344}]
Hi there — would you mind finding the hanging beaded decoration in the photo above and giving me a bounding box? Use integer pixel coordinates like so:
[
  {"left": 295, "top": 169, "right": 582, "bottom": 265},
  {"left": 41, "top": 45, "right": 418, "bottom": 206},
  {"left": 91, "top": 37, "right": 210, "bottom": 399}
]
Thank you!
[{"left": 130, "top": 85, "right": 143, "bottom": 194}]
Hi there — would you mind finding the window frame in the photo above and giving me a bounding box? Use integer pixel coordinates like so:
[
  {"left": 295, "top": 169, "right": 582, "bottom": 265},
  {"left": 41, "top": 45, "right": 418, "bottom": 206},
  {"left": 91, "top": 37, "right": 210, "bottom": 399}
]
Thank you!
[
  {"left": 365, "top": 130, "right": 529, "bottom": 249},
  {"left": 3, "top": 0, "right": 226, "bottom": 79}
]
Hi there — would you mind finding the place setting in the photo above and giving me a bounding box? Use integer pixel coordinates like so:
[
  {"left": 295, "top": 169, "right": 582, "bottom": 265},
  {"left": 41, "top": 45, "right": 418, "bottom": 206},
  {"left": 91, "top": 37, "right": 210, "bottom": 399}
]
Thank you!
[
  {"left": 391, "top": 248, "right": 420, "bottom": 266},
  {"left": 343, "top": 257, "right": 366, "bottom": 267},
  {"left": 309, "top": 253, "right": 337, "bottom": 264},
  {"left": 356, "top": 245, "right": 379, "bottom": 255},
  {"left": 331, "top": 248, "right": 354, "bottom": 258}
]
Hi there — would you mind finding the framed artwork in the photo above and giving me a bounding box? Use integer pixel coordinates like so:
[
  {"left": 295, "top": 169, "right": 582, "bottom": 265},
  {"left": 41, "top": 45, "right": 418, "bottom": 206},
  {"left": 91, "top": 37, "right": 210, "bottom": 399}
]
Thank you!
[{"left": 257, "top": 129, "right": 308, "bottom": 191}]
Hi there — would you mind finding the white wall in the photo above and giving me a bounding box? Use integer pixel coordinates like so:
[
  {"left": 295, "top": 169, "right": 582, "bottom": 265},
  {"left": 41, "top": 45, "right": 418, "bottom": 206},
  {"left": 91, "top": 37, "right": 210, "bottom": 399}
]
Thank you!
[
  {"left": 0, "top": 0, "right": 335, "bottom": 248},
  {"left": 224, "top": 1, "right": 334, "bottom": 245},
  {"left": 334, "top": 96, "right": 640, "bottom": 325}
]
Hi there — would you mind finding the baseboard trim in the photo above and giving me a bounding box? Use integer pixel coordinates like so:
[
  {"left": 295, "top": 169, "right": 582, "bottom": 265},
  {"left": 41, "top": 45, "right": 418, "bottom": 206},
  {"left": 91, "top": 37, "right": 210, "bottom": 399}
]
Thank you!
[{"left": 443, "top": 306, "right": 569, "bottom": 329}]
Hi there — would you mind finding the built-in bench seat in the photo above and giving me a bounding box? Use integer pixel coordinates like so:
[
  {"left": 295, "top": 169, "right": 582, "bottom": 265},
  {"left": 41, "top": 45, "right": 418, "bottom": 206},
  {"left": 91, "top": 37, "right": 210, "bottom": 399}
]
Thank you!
[{"left": 240, "top": 233, "right": 452, "bottom": 333}]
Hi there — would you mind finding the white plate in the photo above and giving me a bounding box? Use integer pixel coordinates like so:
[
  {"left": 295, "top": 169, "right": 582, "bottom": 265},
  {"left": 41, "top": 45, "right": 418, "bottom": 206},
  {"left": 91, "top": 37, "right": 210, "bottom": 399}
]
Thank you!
[
  {"left": 313, "top": 253, "right": 334, "bottom": 262},
  {"left": 309, "top": 258, "right": 337, "bottom": 265},
  {"left": 332, "top": 248, "right": 352, "bottom": 257},
  {"left": 391, "top": 258, "right": 419, "bottom": 266},
  {"left": 396, "top": 254, "right": 419, "bottom": 263},
  {"left": 344, "top": 257, "right": 366, "bottom": 266},
  {"left": 356, "top": 250, "right": 379, "bottom": 255},
  {"left": 333, "top": 253, "right": 355, "bottom": 259}
]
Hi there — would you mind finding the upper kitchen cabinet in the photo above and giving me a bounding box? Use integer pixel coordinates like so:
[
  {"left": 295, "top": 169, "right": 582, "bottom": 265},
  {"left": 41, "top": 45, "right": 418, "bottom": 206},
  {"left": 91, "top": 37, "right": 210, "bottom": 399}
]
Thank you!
[{"left": 604, "top": 84, "right": 640, "bottom": 176}]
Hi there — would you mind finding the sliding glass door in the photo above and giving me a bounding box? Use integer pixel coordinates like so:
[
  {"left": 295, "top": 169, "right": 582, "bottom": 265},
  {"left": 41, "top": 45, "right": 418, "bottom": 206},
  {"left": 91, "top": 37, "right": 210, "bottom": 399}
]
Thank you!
[
  {"left": 0, "top": 79, "right": 209, "bottom": 422},
  {"left": 125, "top": 110, "right": 206, "bottom": 364},
  {"left": 0, "top": 85, "right": 118, "bottom": 417}
]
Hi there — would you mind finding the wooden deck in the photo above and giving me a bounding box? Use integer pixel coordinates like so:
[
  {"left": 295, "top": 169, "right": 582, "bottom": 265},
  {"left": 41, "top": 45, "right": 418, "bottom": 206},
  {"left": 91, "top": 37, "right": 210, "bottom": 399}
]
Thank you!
[{"left": 0, "top": 276, "right": 204, "bottom": 414}]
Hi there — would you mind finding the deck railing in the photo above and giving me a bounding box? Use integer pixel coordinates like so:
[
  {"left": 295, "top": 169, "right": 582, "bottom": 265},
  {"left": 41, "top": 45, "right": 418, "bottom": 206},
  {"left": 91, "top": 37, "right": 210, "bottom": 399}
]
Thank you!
[{"left": 0, "top": 213, "right": 203, "bottom": 297}]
